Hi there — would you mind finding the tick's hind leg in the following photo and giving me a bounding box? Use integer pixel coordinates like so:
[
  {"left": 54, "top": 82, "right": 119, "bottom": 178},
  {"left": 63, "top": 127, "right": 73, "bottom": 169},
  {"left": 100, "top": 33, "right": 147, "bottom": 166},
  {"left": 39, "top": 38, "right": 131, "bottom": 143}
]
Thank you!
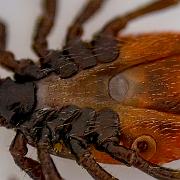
[
  {"left": 101, "top": 0, "right": 179, "bottom": 36},
  {"left": 9, "top": 131, "right": 45, "bottom": 180},
  {"left": 32, "top": 0, "right": 57, "bottom": 57}
]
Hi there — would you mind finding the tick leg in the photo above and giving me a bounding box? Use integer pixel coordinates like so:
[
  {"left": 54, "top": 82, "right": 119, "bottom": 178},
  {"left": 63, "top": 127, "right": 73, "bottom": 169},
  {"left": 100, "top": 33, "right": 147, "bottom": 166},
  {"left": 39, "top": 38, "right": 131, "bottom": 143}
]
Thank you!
[
  {"left": 92, "top": 0, "right": 179, "bottom": 63},
  {"left": 9, "top": 131, "right": 45, "bottom": 180},
  {"left": 101, "top": 0, "right": 179, "bottom": 36},
  {"left": 0, "top": 20, "right": 6, "bottom": 50},
  {"left": 64, "top": 1, "right": 107, "bottom": 71},
  {"left": 0, "top": 20, "right": 20, "bottom": 72},
  {"left": 66, "top": 0, "right": 106, "bottom": 42},
  {"left": 0, "top": 53, "right": 51, "bottom": 81},
  {"left": 0, "top": 20, "right": 50, "bottom": 80},
  {"left": 37, "top": 143, "right": 63, "bottom": 180},
  {"left": 32, "top": 0, "right": 57, "bottom": 57},
  {"left": 100, "top": 142, "right": 180, "bottom": 180},
  {"left": 69, "top": 138, "right": 117, "bottom": 180}
]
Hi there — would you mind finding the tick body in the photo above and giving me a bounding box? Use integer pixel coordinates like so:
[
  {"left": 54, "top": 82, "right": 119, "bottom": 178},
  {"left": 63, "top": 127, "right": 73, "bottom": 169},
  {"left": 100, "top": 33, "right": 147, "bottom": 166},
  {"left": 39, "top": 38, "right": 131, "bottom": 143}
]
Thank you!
[{"left": 0, "top": 1, "right": 180, "bottom": 180}]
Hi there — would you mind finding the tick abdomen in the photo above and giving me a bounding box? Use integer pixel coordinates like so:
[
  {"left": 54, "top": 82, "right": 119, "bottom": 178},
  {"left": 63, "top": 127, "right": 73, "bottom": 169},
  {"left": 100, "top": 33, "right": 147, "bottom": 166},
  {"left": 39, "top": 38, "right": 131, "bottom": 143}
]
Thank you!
[
  {"left": 36, "top": 33, "right": 180, "bottom": 164},
  {"left": 36, "top": 49, "right": 180, "bottom": 110},
  {"left": 36, "top": 54, "right": 180, "bottom": 164}
]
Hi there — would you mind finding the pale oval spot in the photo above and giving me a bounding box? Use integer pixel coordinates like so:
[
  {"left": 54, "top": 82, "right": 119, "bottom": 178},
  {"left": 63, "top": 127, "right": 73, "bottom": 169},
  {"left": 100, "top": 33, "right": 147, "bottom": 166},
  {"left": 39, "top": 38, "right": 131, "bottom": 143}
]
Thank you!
[{"left": 109, "top": 74, "right": 129, "bottom": 102}]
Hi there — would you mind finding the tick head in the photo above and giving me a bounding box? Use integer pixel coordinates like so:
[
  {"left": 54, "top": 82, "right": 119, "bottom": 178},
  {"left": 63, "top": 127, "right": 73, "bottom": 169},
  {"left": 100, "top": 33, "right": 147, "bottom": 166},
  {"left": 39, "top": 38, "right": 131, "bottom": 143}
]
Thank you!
[{"left": 0, "top": 78, "right": 35, "bottom": 127}]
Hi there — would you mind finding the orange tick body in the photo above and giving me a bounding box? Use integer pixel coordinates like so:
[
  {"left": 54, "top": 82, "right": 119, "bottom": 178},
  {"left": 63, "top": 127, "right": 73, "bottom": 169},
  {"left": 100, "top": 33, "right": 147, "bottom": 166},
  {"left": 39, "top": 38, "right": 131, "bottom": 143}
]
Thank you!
[{"left": 37, "top": 32, "right": 180, "bottom": 165}]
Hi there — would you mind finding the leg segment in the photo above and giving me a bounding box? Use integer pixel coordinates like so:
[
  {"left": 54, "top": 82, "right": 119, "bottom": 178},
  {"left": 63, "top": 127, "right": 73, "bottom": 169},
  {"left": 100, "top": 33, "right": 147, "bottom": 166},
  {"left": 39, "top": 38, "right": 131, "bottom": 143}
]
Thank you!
[
  {"left": 66, "top": 0, "right": 106, "bottom": 42},
  {"left": 9, "top": 131, "right": 45, "bottom": 180},
  {"left": 37, "top": 143, "right": 63, "bottom": 180},
  {"left": 33, "top": 0, "right": 57, "bottom": 57},
  {"left": 101, "top": 0, "right": 179, "bottom": 36},
  {"left": 69, "top": 138, "right": 117, "bottom": 180},
  {"left": 37, "top": 126, "right": 63, "bottom": 180},
  {"left": 0, "top": 21, "right": 50, "bottom": 81},
  {"left": 101, "top": 142, "right": 180, "bottom": 180},
  {"left": 0, "top": 21, "right": 20, "bottom": 72},
  {"left": 0, "top": 20, "right": 6, "bottom": 50},
  {"left": 0, "top": 51, "right": 19, "bottom": 72}
]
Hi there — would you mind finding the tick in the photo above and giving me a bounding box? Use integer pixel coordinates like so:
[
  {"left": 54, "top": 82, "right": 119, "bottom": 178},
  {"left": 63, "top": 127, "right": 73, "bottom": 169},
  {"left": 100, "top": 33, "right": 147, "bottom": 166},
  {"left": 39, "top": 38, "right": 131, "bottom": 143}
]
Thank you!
[{"left": 0, "top": 0, "right": 180, "bottom": 180}]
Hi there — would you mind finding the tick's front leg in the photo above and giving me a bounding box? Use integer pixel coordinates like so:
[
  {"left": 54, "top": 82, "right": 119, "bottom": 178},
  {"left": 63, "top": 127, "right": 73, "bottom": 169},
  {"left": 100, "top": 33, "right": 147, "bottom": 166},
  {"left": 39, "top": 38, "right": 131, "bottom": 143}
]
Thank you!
[{"left": 9, "top": 131, "right": 45, "bottom": 180}]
